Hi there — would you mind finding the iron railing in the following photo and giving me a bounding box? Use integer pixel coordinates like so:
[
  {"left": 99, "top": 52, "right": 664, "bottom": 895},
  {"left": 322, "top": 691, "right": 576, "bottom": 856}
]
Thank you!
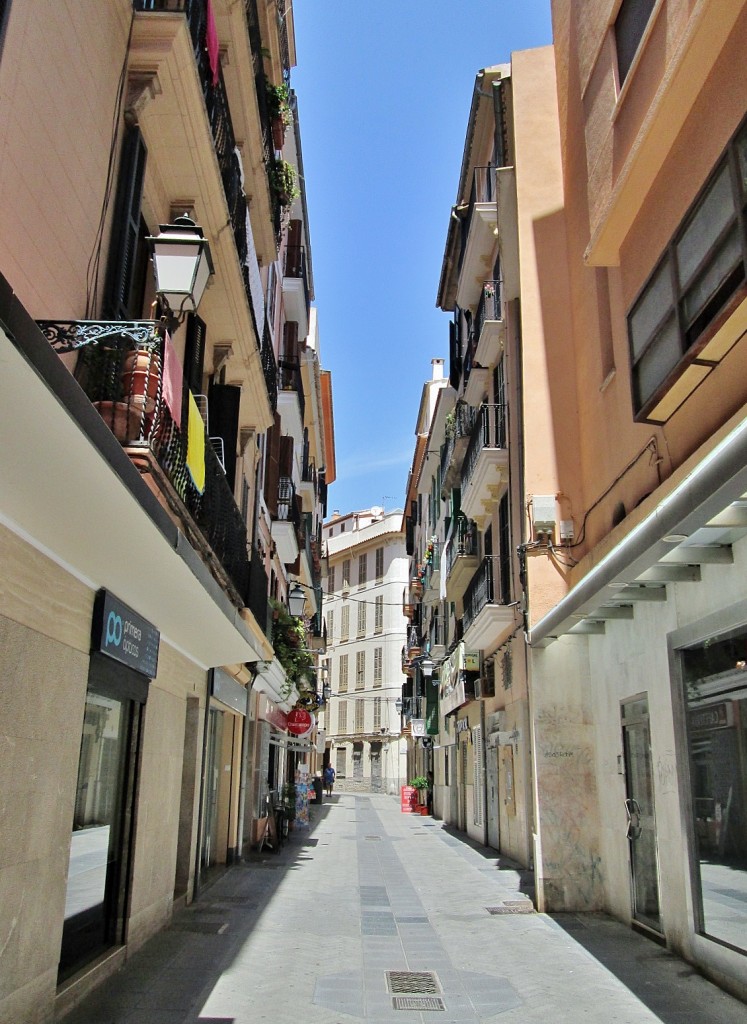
[
  {"left": 439, "top": 402, "right": 476, "bottom": 483},
  {"left": 462, "top": 403, "right": 507, "bottom": 491},
  {"left": 278, "top": 359, "right": 305, "bottom": 422},
  {"left": 475, "top": 279, "right": 502, "bottom": 336},
  {"left": 277, "top": 476, "right": 301, "bottom": 531},
  {"left": 39, "top": 320, "right": 254, "bottom": 605},
  {"left": 283, "top": 245, "right": 310, "bottom": 319},
  {"left": 133, "top": 1, "right": 279, "bottom": 405},
  {"left": 261, "top": 322, "right": 278, "bottom": 412},
  {"left": 243, "top": 0, "right": 275, "bottom": 168},
  {"left": 463, "top": 555, "right": 506, "bottom": 635},
  {"left": 444, "top": 515, "right": 478, "bottom": 579},
  {"left": 458, "top": 165, "right": 496, "bottom": 277}
]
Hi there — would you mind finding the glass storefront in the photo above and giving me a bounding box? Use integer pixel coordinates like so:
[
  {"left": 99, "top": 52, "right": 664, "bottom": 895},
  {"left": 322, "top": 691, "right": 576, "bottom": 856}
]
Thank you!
[
  {"left": 58, "top": 660, "right": 142, "bottom": 980},
  {"left": 682, "top": 625, "right": 747, "bottom": 953}
]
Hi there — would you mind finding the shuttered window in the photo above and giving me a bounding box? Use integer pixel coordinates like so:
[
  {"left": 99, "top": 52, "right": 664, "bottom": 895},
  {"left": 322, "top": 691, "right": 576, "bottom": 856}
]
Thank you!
[
  {"left": 356, "top": 651, "right": 365, "bottom": 690},
  {"left": 103, "top": 125, "right": 148, "bottom": 320},
  {"left": 373, "top": 647, "right": 382, "bottom": 688},
  {"left": 339, "top": 654, "right": 348, "bottom": 693}
]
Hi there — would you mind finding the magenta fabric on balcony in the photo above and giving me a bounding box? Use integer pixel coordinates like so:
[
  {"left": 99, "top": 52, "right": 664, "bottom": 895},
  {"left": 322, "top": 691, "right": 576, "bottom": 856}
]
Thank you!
[
  {"left": 186, "top": 391, "right": 205, "bottom": 494},
  {"left": 162, "top": 331, "right": 183, "bottom": 426},
  {"left": 206, "top": 0, "right": 220, "bottom": 87}
]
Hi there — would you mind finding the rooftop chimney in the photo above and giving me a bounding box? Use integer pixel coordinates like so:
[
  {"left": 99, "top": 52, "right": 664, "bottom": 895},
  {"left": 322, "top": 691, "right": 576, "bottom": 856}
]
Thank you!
[{"left": 432, "top": 358, "right": 444, "bottom": 381}]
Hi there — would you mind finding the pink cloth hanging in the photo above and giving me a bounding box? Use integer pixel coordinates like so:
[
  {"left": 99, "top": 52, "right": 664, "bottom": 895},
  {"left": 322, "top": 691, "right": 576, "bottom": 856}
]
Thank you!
[{"left": 162, "top": 332, "right": 183, "bottom": 427}]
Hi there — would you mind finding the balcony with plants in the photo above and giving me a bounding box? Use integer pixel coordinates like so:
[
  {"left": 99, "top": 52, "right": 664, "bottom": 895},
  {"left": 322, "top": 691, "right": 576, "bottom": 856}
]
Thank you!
[
  {"left": 37, "top": 321, "right": 267, "bottom": 623},
  {"left": 455, "top": 165, "right": 499, "bottom": 310},
  {"left": 460, "top": 403, "right": 509, "bottom": 527},
  {"left": 473, "top": 279, "right": 505, "bottom": 367},
  {"left": 131, "top": 0, "right": 278, "bottom": 424},
  {"left": 421, "top": 539, "right": 442, "bottom": 606},
  {"left": 440, "top": 401, "right": 476, "bottom": 498},
  {"left": 461, "top": 555, "right": 515, "bottom": 653},
  {"left": 444, "top": 514, "right": 479, "bottom": 603}
]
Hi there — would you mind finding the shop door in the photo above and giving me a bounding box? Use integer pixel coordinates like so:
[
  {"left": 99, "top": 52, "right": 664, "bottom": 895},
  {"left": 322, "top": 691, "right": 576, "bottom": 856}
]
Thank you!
[
  {"left": 459, "top": 740, "right": 469, "bottom": 831},
  {"left": 621, "top": 696, "right": 662, "bottom": 934},
  {"left": 201, "top": 708, "right": 223, "bottom": 871},
  {"left": 370, "top": 743, "right": 382, "bottom": 792},
  {"left": 487, "top": 746, "right": 500, "bottom": 849},
  {"left": 59, "top": 662, "right": 143, "bottom": 981}
]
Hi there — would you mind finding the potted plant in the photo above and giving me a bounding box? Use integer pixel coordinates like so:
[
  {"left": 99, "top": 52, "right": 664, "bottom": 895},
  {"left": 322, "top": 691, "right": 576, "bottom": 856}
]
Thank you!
[
  {"left": 270, "top": 158, "right": 300, "bottom": 207},
  {"left": 266, "top": 79, "right": 292, "bottom": 148},
  {"left": 270, "top": 598, "right": 314, "bottom": 691},
  {"left": 409, "top": 776, "right": 428, "bottom": 809}
]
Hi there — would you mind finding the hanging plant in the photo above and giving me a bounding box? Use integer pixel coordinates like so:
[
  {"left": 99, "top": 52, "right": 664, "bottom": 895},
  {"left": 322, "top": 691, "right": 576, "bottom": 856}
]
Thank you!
[
  {"left": 270, "top": 159, "right": 300, "bottom": 207},
  {"left": 265, "top": 79, "right": 293, "bottom": 128},
  {"left": 270, "top": 598, "right": 313, "bottom": 687}
]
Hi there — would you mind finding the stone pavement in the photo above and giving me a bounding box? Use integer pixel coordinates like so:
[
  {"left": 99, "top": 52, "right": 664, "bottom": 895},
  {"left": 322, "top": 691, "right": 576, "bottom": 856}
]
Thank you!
[{"left": 59, "top": 793, "right": 746, "bottom": 1024}]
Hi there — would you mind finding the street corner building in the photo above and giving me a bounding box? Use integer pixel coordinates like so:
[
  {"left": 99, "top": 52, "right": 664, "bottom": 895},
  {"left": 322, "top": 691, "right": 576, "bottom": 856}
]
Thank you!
[
  {"left": 401, "top": 0, "right": 747, "bottom": 1006},
  {"left": 0, "top": 1, "right": 334, "bottom": 1021}
]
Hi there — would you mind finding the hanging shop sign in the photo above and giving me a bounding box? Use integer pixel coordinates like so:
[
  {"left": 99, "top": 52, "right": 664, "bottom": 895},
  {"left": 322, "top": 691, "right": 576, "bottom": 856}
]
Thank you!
[
  {"left": 411, "top": 718, "right": 426, "bottom": 737},
  {"left": 91, "top": 589, "right": 160, "bottom": 678},
  {"left": 287, "top": 708, "right": 315, "bottom": 737}
]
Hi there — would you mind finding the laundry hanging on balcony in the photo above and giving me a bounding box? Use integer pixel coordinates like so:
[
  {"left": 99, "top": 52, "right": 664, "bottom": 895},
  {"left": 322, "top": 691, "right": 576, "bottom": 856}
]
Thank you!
[
  {"left": 162, "top": 332, "right": 183, "bottom": 426},
  {"left": 186, "top": 391, "right": 206, "bottom": 494}
]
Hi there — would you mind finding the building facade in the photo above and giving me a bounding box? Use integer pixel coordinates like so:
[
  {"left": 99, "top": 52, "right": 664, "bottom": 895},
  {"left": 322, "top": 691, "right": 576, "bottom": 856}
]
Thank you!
[
  {"left": 0, "top": 2, "right": 332, "bottom": 1021},
  {"left": 322, "top": 510, "right": 409, "bottom": 795}
]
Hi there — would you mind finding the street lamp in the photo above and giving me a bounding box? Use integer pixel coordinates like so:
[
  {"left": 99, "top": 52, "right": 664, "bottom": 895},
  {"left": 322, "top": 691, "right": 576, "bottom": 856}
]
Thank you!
[
  {"left": 147, "top": 215, "right": 214, "bottom": 329},
  {"left": 287, "top": 582, "right": 306, "bottom": 618},
  {"left": 419, "top": 655, "right": 435, "bottom": 680},
  {"left": 394, "top": 697, "right": 403, "bottom": 715}
]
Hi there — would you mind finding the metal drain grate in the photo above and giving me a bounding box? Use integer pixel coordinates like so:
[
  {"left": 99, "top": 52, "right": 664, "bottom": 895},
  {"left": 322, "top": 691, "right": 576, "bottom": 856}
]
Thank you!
[
  {"left": 386, "top": 971, "right": 440, "bottom": 995},
  {"left": 364, "top": 835, "right": 382, "bottom": 841},
  {"left": 393, "top": 996, "right": 445, "bottom": 1011},
  {"left": 486, "top": 904, "right": 534, "bottom": 915}
]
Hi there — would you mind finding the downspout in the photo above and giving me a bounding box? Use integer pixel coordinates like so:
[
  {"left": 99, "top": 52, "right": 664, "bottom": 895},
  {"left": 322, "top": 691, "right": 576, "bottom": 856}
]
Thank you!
[{"left": 528, "top": 412, "right": 747, "bottom": 646}]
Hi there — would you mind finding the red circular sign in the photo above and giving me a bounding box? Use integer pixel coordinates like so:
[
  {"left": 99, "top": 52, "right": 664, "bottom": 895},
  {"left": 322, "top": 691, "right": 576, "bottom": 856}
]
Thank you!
[{"left": 286, "top": 709, "right": 314, "bottom": 736}]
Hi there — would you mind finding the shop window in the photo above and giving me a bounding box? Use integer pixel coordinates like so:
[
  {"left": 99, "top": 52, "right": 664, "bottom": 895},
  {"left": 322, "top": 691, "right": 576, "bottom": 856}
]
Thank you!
[
  {"left": 628, "top": 119, "right": 747, "bottom": 422},
  {"left": 614, "top": 0, "right": 655, "bottom": 84},
  {"left": 680, "top": 623, "right": 747, "bottom": 954}
]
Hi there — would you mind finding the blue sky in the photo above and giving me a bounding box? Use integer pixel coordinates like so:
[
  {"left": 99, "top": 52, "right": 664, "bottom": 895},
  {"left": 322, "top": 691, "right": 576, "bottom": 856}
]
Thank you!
[{"left": 292, "top": 1, "right": 553, "bottom": 517}]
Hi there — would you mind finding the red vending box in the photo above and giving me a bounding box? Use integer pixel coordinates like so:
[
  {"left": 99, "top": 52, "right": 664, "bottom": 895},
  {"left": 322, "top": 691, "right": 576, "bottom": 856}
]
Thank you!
[{"left": 400, "top": 785, "right": 418, "bottom": 813}]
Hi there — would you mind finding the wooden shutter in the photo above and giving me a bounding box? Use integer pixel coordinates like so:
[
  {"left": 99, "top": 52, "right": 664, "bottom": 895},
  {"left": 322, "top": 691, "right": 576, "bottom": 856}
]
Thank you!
[
  {"left": 183, "top": 313, "right": 207, "bottom": 398},
  {"left": 264, "top": 412, "right": 281, "bottom": 517},
  {"left": 103, "top": 125, "right": 147, "bottom": 320}
]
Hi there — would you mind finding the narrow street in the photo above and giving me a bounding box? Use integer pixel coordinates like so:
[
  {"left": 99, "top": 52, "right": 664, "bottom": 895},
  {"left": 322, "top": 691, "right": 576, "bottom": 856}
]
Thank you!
[{"left": 61, "top": 794, "right": 745, "bottom": 1024}]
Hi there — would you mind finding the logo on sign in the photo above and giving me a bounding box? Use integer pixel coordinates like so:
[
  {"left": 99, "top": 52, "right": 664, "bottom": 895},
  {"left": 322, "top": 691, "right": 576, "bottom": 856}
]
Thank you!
[{"left": 287, "top": 709, "right": 314, "bottom": 737}]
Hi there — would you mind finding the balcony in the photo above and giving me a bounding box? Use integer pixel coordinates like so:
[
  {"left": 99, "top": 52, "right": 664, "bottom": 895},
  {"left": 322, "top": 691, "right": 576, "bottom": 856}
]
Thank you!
[
  {"left": 282, "top": 245, "right": 310, "bottom": 340},
  {"left": 440, "top": 402, "right": 476, "bottom": 498},
  {"left": 298, "top": 452, "right": 317, "bottom": 512},
  {"left": 422, "top": 540, "right": 441, "bottom": 606},
  {"left": 474, "top": 280, "right": 505, "bottom": 367},
  {"left": 271, "top": 475, "right": 300, "bottom": 564},
  {"left": 460, "top": 404, "right": 509, "bottom": 528},
  {"left": 131, "top": 2, "right": 276, "bottom": 427},
  {"left": 444, "top": 515, "right": 479, "bottom": 604},
  {"left": 462, "top": 556, "right": 515, "bottom": 653},
  {"left": 38, "top": 320, "right": 254, "bottom": 610},
  {"left": 277, "top": 358, "right": 304, "bottom": 443},
  {"left": 428, "top": 610, "right": 447, "bottom": 661},
  {"left": 456, "top": 166, "right": 499, "bottom": 311}
]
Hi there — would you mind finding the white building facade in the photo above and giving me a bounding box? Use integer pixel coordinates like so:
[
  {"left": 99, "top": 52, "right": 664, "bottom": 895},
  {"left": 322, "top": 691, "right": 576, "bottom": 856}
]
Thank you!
[{"left": 322, "top": 509, "right": 409, "bottom": 793}]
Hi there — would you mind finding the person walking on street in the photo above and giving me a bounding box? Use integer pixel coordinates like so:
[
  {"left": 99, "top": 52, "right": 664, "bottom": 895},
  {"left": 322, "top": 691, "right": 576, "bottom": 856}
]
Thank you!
[{"left": 323, "top": 763, "right": 335, "bottom": 797}]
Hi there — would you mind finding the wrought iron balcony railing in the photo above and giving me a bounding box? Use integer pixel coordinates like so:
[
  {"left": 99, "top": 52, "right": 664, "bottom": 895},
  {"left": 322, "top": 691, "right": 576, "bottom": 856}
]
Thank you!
[
  {"left": 134, "top": 0, "right": 280, "bottom": 402},
  {"left": 462, "top": 403, "right": 507, "bottom": 491},
  {"left": 283, "top": 245, "right": 310, "bottom": 318},
  {"left": 277, "top": 475, "right": 301, "bottom": 530},
  {"left": 444, "top": 515, "right": 478, "bottom": 579},
  {"left": 475, "top": 279, "right": 502, "bottom": 336},
  {"left": 462, "top": 555, "right": 508, "bottom": 635},
  {"left": 439, "top": 402, "right": 476, "bottom": 485},
  {"left": 38, "top": 320, "right": 255, "bottom": 607}
]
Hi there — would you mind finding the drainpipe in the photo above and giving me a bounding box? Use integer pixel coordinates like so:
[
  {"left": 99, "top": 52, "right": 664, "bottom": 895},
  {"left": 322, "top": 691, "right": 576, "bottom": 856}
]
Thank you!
[{"left": 528, "top": 413, "right": 747, "bottom": 646}]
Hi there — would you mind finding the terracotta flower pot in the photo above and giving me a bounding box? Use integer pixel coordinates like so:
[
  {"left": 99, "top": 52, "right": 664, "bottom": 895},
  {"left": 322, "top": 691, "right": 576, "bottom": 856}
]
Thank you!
[
  {"left": 272, "top": 116, "right": 285, "bottom": 150},
  {"left": 93, "top": 401, "right": 143, "bottom": 443},
  {"left": 120, "top": 348, "right": 160, "bottom": 412}
]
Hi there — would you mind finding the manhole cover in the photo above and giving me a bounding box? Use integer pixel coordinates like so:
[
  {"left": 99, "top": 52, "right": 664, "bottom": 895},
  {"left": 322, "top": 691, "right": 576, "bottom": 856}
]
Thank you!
[
  {"left": 364, "top": 835, "right": 382, "bottom": 841},
  {"left": 386, "top": 971, "right": 440, "bottom": 995},
  {"left": 486, "top": 905, "right": 535, "bottom": 915},
  {"left": 393, "top": 996, "right": 445, "bottom": 1010}
]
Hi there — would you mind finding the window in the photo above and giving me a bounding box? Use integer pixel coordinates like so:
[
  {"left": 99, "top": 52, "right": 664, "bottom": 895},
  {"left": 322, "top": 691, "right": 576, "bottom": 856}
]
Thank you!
[
  {"left": 341, "top": 605, "right": 350, "bottom": 642},
  {"left": 357, "top": 602, "right": 366, "bottom": 638},
  {"left": 326, "top": 609, "right": 334, "bottom": 644},
  {"left": 355, "top": 698, "right": 365, "bottom": 733},
  {"left": 614, "top": 0, "right": 655, "bottom": 84},
  {"left": 375, "top": 547, "right": 384, "bottom": 582},
  {"left": 373, "top": 647, "right": 383, "bottom": 688},
  {"left": 373, "top": 697, "right": 382, "bottom": 730},
  {"left": 628, "top": 122, "right": 747, "bottom": 422},
  {"left": 337, "top": 700, "right": 347, "bottom": 733},
  {"left": 336, "top": 746, "right": 347, "bottom": 776},
  {"left": 356, "top": 651, "right": 365, "bottom": 690},
  {"left": 339, "top": 654, "right": 348, "bottom": 693},
  {"left": 358, "top": 553, "right": 367, "bottom": 587},
  {"left": 374, "top": 595, "right": 383, "bottom": 634},
  {"left": 342, "top": 558, "right": 351, "bottom": 592},
  {"left": 328, "top": 565, "right": 336, "bottom": 594}
]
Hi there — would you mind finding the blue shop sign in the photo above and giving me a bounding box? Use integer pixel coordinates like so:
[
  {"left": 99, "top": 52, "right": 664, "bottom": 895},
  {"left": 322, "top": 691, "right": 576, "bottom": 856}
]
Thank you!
[{"left": 92, "top": 589, "right": 160, "bottom": 678}]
